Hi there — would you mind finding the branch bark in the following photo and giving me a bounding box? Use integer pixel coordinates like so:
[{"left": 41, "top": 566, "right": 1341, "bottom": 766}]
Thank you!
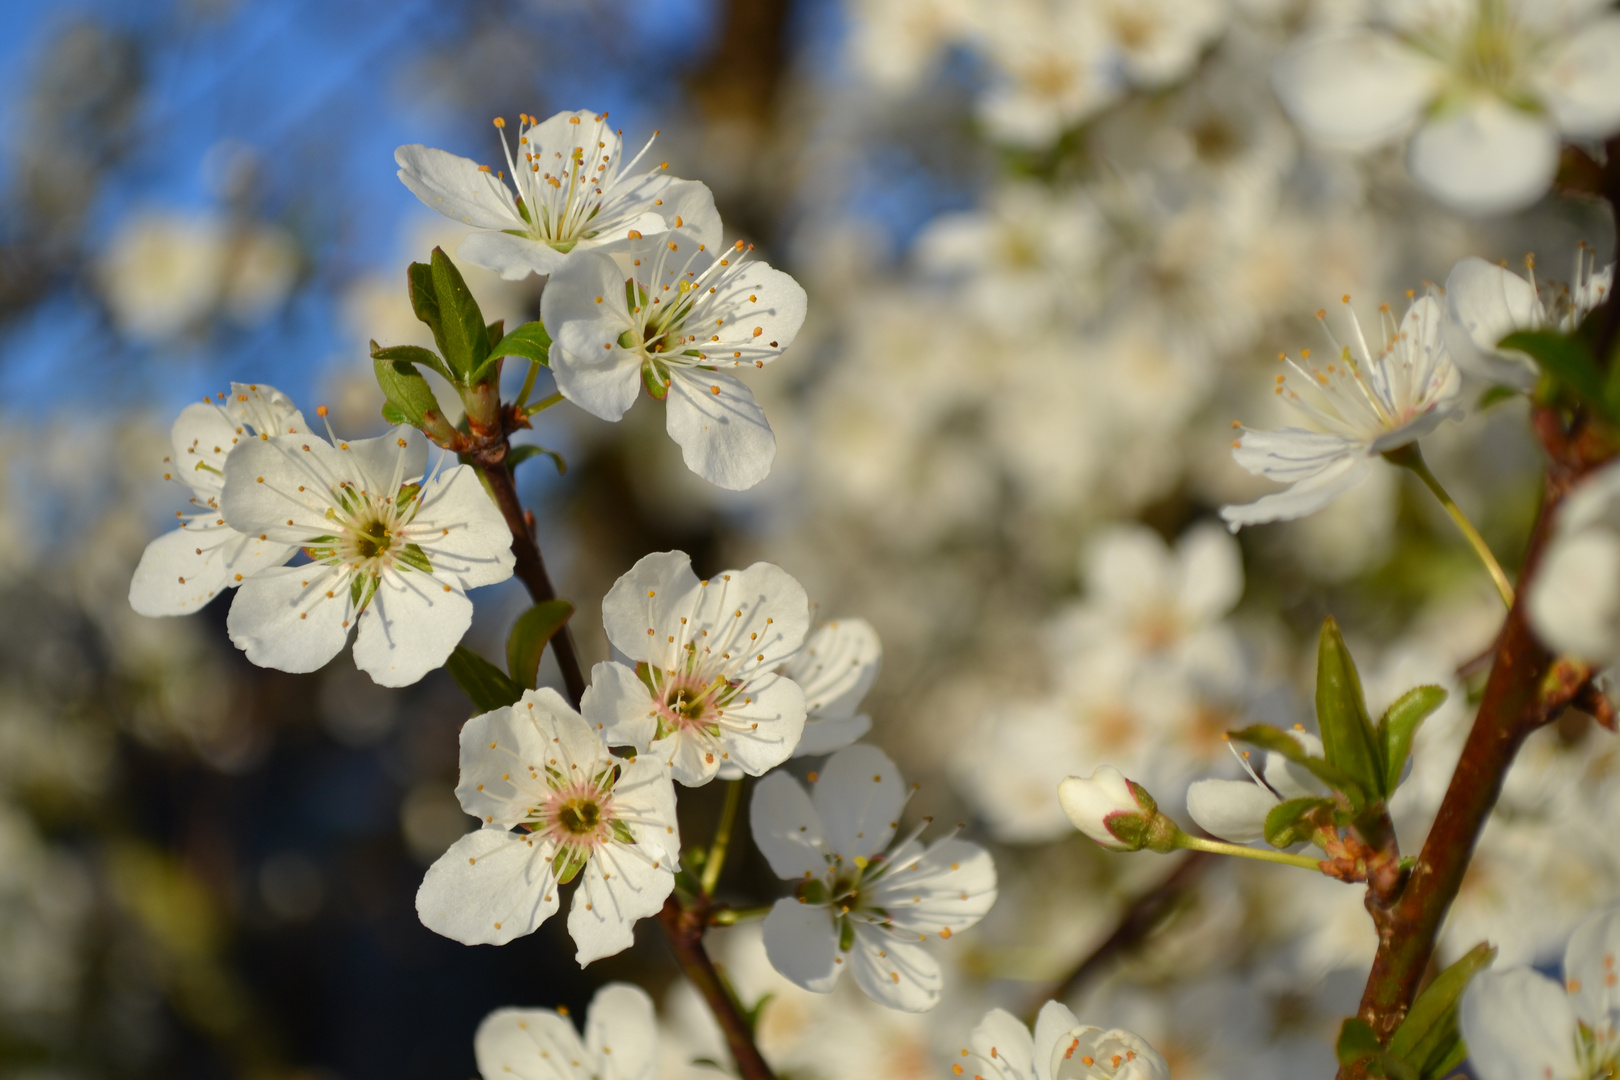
[{"left": 660, "top": 897, "right": 779, "bottom": 1080}]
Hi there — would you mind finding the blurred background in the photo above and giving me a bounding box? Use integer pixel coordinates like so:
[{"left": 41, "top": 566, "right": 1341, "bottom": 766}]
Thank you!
[{"left": 1, "top": 0, "right": 1616, "bottom": 1077}]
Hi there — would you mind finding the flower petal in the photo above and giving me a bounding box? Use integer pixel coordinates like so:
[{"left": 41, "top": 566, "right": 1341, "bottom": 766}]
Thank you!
[
  {"left": 1458, "top": 968, "right": 1581, "bottom": 1080},
  {"left": 1443, "top": 256, "right": 1542, "bottom": 390},
  {"left": 581, "top": 660, "right": 660, "bottom": 752},
  {"left": 1219, "top": 455, "right": 1374, "bottom": 531},
  {"left": 812, "top": 744, "right": 907, "bottom": 861},
  {"left": 783, "top": 617, "right": 883, "bottom": 724},
  {"left": 749, "top": 770, "right": 829, "bottom": 880},
  {"left": 1186, "top": 779, "right": 1277, "bottom": 845},
  {"left": 1407, "top": 100, "right": 1560, "bottom": 216},
  {"left": 1032, "top": 1000, "right": 1085, "bottom": 1076},
  {"left": 1537, "top": 15, "right": 1620, "bottom": 138},
  {"left": 967, "top": 1008, "right": 1036, "bottom": 1080},
  {"left": 1271, "top": 29, "right": 1439, "bottom": 150},
  {"left": 394, "top": 144, "right": 525, "bottom": 232},
  {"left": 848, "top": 927, "right": 940, "bottom": 1011},
  {"left": 542, "top": 250, "right": 644, "bottom": 422},
  {"left": 352, "top": 569, "right": 473, "bottom": 687},
  {"left": 584, "top": 983, "right": 659, "bottom": 1080},
  {"left": 703, "top": 670, "right": 806, "bottom": 778},
  {"left": 794, "top": 714, "right": 873, "bottom": 757},
  {"left": 227, "top": 563, "right": 354, "bottom": 674},
  {"left": 664, "top": 368, "right": 776, "bottom": 491},
  {"left": 415, "top": 826, "right": 560, "bottom": 946},
  {"left": 567, "top": 834, "right": 673, "bottom": 965},
  {"left": 128, "top": 523, "right": 294, "bottom": 617},
  {"left": 405, "top": 464, "right": 516, "bottom": 590},
  {"left": 453, "top": 701, "right": 554, "bottom": 825},
  {"left": 599, "top": 550, "right": 703, "bottom": 664},
  {"left": 1564, "top": 902, "right": 1620, "bottom": 1033},
  {"left": 867, "top": 836, "right": 997, "bottom": 936},
  {"left": 1527, "top": 527, "right": 1620, "bottom": 662},
  {"left": 1175, "top": 522, "right": 1244, "bottom": 625},
  {"left": 457, "top": 231, "right": 568, "bottom": 281},
  {"left": 473, "top": 1007, "right": 588, "bottom": 1080},
  {"left": 762, "top": 897, "right": 840, "bottom": 993}
]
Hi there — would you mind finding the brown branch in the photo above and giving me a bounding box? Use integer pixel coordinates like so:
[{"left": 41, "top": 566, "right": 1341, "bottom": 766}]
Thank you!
[
  {"left": 659, "top": 897, "right": 778, "bottom": 1080},
  {"left": 1043, "top": 852, "right": 1212, "bottom": 1009}
]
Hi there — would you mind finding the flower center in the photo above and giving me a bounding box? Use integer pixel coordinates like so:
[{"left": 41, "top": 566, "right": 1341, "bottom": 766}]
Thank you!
[
  {"left": 556, "top": 797, "right": 602, "bottom": 835},
  {"left": 652, "top": 671, "right": 732, "bottom": 739}
]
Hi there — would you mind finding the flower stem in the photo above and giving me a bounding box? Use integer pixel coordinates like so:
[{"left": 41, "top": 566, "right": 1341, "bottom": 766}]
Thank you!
[
  {"left": 708, "top": 903, "right": 773, "bottom": 926},
  {"left": 1385, "top": 444, "right": 1514, "bottom": 607},
  {"left": 1174, "top": 833, "right": 1325, "bottom": 870},
  {"left": 701, "top": 779, "right": 744, "bottom": 897},
  {"left": 660, "top": 897, "right": 778, "bottom": 1080},
  {"left": 515, "top": 358, "right": 541, "bottom": 410},
  {"left": 524, "top": 390, "right": 564, "bottom": 416}
]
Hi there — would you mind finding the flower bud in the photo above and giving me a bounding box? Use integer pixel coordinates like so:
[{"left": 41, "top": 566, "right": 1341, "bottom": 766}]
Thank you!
[{"left": 1058, "top": 766, "right": 1178, "bottom": 853}]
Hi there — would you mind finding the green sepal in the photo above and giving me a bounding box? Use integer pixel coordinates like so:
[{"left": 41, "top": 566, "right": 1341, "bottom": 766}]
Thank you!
[
  {"left": 1377, "top": 685, "right": 1447, "bottom": 795},
  {"left": 552, "top": 845, "right": 589, "bottom": 885},
  {"left": 426, "top": 247, "right": 490, "bottom": 382},
  {"left": 1316, "top": 618, "right": 1386, "bottom": 801},
  {"left": 1228, "top": 725, "right": 1365, "bottom": 808},
  {"left": 505, "top": 600, "right": 576, "bottom": 691},
  {"left": 370, "top": 342, "right": 452, "bottom": 382},
  {"left": 609, "top": 819, "right": 636, "bottom": 846},
  {"left": 837, "top": 915, "right": 855, "bottom": 952},
  {"left": 1476, "top": 384, "right": 1519, "bottom": 411},
  {"left": 1500, "top": 329, "right": 1609, "bottom": 416},
  {"left": 348, "top": 571, "right": 377, "bottom": 612},
  {"left": 445, "top": 645, "right": 524, "bottom": 713},
  {"left": 742, "top": 992, "right": 773, "bottom": 1037},
  {"left": 372, "top": 350, "right": 445, "bottom": 430},
  {"left": 796, "top": 878, "right": 829, "bottom": 905},
  {"left": 1386, "top": 942, "right": 1495, "bottom": 1079},
  {"left": 641, "top": 360, "right": 670, "bottom": 400},
  {"left": 1263, "top": 796, "right": 1336, "bottom": 849},
  {"left": 397, "top": 543, "right": 433, "bottom": 574},
  {"left": 507, "top": 443, "right": 567, "bottom": 475}
]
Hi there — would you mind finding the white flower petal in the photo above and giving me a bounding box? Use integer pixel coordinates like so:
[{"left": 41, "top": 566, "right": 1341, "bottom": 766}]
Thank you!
[
  {"left": 1174, "top": 523, "right": 1244, "bottom": 625},
  {"left": 1082, "top": 525, "right": 1174, "bottom": 621},
  {"left": 166, "top": 401, "right": 239, "bottom": 499},
  {"left": 762, "top": 897, "right": 841, "bottom": 993},
  {"left": 415, "top": 827, "right": 560, "bottom": 946},
  {"left": 749, "top": 771, "right": 829, "bottom": 880},
  {"left": 848, "top": 928, "right": 940, "bottom": 1012},
  {"left": 1527, "top": 527, "right": 1620, "bottom": 662},
  {"left": 664, "top": 368, "right": 776, "bottom": 491},
  {"left": 128, "top": 523, "right": 294, "bottom": 616},
  {"left": 474, "top": 1007, "right": 588, "bottom": 1080},
  {"left": 227, "top": 564, "right": 354, "bottom": 674},
  {"left": 811, "top": 744, "right": 907, "bottom": 861},
  {"left": 456, "top": 231, "right": 569, "bottom": 281},
  {"left": 1231, "top": 427, "right": 1364, "bottom": 483},
  {"left": 1032, "top": 1000, "right": 1085, "bottom": 1079},
  {"left": 1538, "top": 15, "right": 1620, "bottom": 138},
  {"left": 340, "top": 427, "right": 428, "bottom": 492},
  {"left": 679, "top": 559, "right": 811, "bottom": 671},
  {"left": 404, "top": 465, "right": 516, "bottom": 590},
  {"left": 967, "top": 1008, "right": 1036, "bottom": 1080},
  {"left": 1186, "top": 778, "right": 1277, "bottom": 845},
  {"left": 567, "top": 838, "right": 672, "bottom": 966},
  {"left": 1220, "top": 455, "right": 1374, "bottom": 531},
  {"left": 453, "top": 702, "right": 553, "bottom": 826},
  {"left": 783, "top": 617, "right": 883, "bottom": 724},
  {"left": 581, "top": 660, "right": 660, "bottom": 752},
  {"left": 794, "top": 714, "right": 873, "bottom": 757},
  {"left": 352, "top": 570, "right": 473, "bottom": 687},
  {"left": 702, "top": 670, "right": 806, "bottom": 777},
  {"left": 600, "top": 550, "right": 702, "bottom": 664},
  {"left": 1458, "top": 968, "right": 1581, "bottom": 1080},
  {"left": 867, "top": 836, "right": 997, "bottom": 936},
  {"left": 584, "top": 983, "right": 659, "bottom": 1080},
  {"left": 1272, "top": 30, "right": 1439, "bottom": 149},
  {"left": 1564, "top": 903, "right": 1620, "bottom": 1034},
  {"left": 1408, "top": 100, "right": 1560, "bottom": 216},
  {"left": 394, "top": 144, "right": 525, "bottom": 232},
  {"left": 1443, "top": 255, "right": 1542, "bottom": 390},
  {"left": 543, "top": 249, "right": 644, "bottom": 421},
  {"left": 220, "top": 434, "right": 354, "bottom": 541}
]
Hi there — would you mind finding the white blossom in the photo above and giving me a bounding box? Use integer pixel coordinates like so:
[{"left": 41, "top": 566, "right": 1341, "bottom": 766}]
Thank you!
[
  {"left": 1221, "top": 294, "right": 1460, "bottom": 531},
  {"left": 1272, "top": 1, "right": 1620, "bottom": 214},
  {"left": 958, "top": 1000, "right": 1171, "bottom": 1080},
  {"left": 782, "top": 617, "right": 882, "bottom": 758},
  {"left": 218, "top": 425, "right": 514, "bottom": 686},
  {"left": 1057, "top": 765, "right": 1160, "bottom": 852},
  {"left": 1528, "top": 459, "right": 1620, "bottom": 665},
  {"left": 1185, "top": 729, "right": 1328, "bottom": 846},
  {"left": 750, "top": 744, "right": 996, "bottom": 1011},
  {"left": 129, "top": 383, "right": 309, "bottom": 618},
  {"left": 396, "top": 109, "right": 719, "bottom": 280},
  {"left": 583, "top": 550, "right": 810, "bottom": 787},
  {"left": 416, "top": 689, "right": 679, "bottom": 964},
  {"left": 1459, "top": 903, "right": 1620, "bottom": 1080},
  {"left": 475, "top": 983, "right": 658, "bottom": 1080},
  {"left": 542, "top": 230, "right": 806, "bottom": 489},
  {"left": 1445, "top": 251, "right": 1614, "bottom": 391}
]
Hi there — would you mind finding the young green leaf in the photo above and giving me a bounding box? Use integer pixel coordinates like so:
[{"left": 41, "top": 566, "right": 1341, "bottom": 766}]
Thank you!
[
  {"left": 506, "top": 600, "right": 575, "bottom": 691},
  {"left": 1228, "top": 725, "right": 1365, "bottom": 808},
  {"left": 1336, "top": 1018, "right": 1418, "bottom": 1080},
  {"left": 1377, "top": 684, "right": 1448, "bottom": 795},
  {"left": 371, "top": 342, "right": 453, "bottom": 382},
  {"left": 506, "top": 443, "right": 566, "bottom": 475},
  {"left": 445, "top": 646, "right": 523, "bottom": 712},
  {"left": 1263, "top": 796, "right": 1335, "bottom": 849},
  {"left": 489, "top": 320, "right": 552, "bottom": 367},
  {"left": 372, "top": 355, "right": 444, "bottom": 430},
  {"left": 1386, "top": 941, "right": 1495, "bottom": 1079},
  {"left": 1500, "top": 329, "right": 1609, "bottom": 415},
  {"left": 407, "top": 261, "right": 442, "bottom": 347},
  {"left": 1316, "top": 617, "right": 1385, "bottom": 800},
  {"left": 422, "top": 247, "right": 490, "bottom": 382}
]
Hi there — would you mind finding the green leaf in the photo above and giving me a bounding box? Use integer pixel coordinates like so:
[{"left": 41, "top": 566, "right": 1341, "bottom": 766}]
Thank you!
[
  {"left": 370, "top": 342, "right": 452, "bottom": 382},
  {"left": 1387, "top": 942, "right": 1495, "bottom": 1079},
  {"left": 505, "top": 600, "right": 575, "bottom": 691},
  {"left": 429, "top": 247, "right": 490, "bottom": 382},
  {"left": 381, "top": 402, "right": 407, "bottom": 425},
  {"left": 485, "top": 319, "right": 504, "bottom": 349},
  {"left": 1336, "top": 1018, "right": 1418, "bottom": 1080},
  {"left": 507, "top": 443, "right": 567, "bottom": 475},
  {"left": 1476, "top": 384, "right": 1520, "bottom": 411},
  {"left": 445, "top": 646, "right": 523, "bottom": 712},
  {"left": 407, "top": 260, "right": 442, "bottom": 348},
  {"left": 1316, "top": 617, "right": 1386, "bottom": 800},
  {"left": 1228, "top": 725, "right": 1365, "bottom": 808},
  {"left": 372, "top": 353, "right": 444, "bottom": 430},
  {"left": 1501, "top": 329, "right": 1607, "bottom": 412},
  {"left": 488, "top": 320, "right": 552, "bottom": 368},
  {"left": 1377, "top": 685, "right": 1448, "bottom": 795},
  {"left": 1263, "top": 796, "right": 1335, "bottom": 849}
]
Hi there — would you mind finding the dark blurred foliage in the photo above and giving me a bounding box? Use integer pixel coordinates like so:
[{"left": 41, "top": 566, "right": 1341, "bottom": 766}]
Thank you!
[{"left": 0, "top": 2, "right": 802, "bottom": 1078}]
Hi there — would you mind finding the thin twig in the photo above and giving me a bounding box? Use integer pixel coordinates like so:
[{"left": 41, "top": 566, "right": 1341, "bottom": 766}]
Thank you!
[{"left": 660, "top": 897, "right": 778, "bottom": 1080}]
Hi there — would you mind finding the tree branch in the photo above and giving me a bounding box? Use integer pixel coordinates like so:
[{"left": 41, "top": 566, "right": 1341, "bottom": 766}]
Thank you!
[{"left": 659, "top": 897, "right": 778, "bottom": 1080}]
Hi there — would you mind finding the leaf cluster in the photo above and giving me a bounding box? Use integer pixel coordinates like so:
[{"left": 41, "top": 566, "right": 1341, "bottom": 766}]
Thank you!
[{"left": 1336, "top": 944, "right": 1495, "bottom": 1080}]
